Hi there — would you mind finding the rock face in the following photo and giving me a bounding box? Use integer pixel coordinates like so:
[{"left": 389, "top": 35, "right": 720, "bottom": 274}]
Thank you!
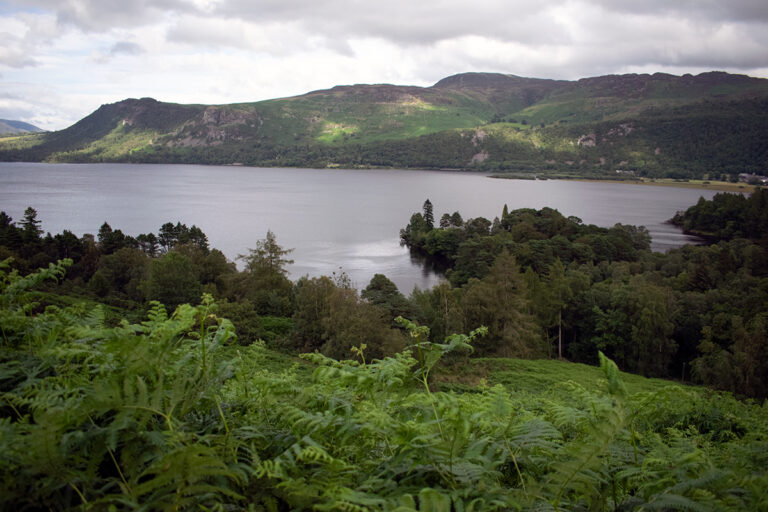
[
  {"left": 470, "top": 150, "right": 489, "bottom": 165},
  {"left": 578, "top": 133, "right": 597, "bottom": 147},
  {"left": 201, "top": 107, "right": 249, "bottom": 126}
]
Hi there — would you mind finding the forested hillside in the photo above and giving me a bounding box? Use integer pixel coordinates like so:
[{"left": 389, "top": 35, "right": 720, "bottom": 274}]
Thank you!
[{"left": 2, "top": 71, "right": 767, "bottom": 178}]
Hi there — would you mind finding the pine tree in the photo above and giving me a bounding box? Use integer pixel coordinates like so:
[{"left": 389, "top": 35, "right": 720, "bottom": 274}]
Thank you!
[
  {"left": 423, "top": 199, "right": 434, "bottom": 230},
  {"left": 21, "top": 206, "right": 42, "bottom": 242}
]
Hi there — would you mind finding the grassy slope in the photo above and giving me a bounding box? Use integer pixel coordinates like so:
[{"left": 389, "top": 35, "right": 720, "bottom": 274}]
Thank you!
[{"left": 435, "top": 356, "right": 676, "bottom": 396}]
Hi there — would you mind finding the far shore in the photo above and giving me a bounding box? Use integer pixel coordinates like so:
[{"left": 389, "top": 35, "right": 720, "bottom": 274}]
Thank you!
[{"left": 491, "top": 175, "right": 757, "bottom": 193}]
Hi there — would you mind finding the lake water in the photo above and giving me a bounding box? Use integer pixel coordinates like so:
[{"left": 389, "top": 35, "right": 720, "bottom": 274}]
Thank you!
[{"left": 0, "top": 162, "right": 719, "bottom": 292}]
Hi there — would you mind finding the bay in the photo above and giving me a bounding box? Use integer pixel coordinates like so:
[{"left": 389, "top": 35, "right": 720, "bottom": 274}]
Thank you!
[{"left": 0, "top": 162, "right": 718, "bottom": 292}]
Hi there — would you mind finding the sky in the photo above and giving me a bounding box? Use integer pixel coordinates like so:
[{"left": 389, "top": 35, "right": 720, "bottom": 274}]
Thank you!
[{"left": 2, "top": 0, "right": 768, "bottom": 131}]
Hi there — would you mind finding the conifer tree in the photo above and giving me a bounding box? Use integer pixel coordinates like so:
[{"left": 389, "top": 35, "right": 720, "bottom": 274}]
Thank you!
[
  {"left": 423, "top": 199, "right": 434, "bottom": 230},
  {"left": 21, "top": 206, "right": 42, "bottom": 242}
]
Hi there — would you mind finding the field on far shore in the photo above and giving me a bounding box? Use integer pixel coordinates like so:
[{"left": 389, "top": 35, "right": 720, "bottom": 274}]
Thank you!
[{"left": 492, "top": 173, "right": 757, "bottom": 193}]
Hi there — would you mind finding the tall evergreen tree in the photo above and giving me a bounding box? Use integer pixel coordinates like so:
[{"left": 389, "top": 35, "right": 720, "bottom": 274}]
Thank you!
[
  {"left": 21, "top": 207, "right": 42, "bottom": 242},
  {"left": 423, "top": 199, "right": 434, "bottom": 230}
]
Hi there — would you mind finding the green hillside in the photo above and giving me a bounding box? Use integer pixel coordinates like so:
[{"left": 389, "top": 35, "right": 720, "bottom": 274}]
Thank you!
[{"left": 2, "top": 71, "right": 768, "bottom": 177}]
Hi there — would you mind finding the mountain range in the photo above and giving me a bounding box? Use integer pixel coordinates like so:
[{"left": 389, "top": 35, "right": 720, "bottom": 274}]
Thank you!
[
  {"left": 2, "top": 71, "right": 767, "bottom": 178},
  {"left": 0, "top": 119, "right": 43, "bottom": 135}
]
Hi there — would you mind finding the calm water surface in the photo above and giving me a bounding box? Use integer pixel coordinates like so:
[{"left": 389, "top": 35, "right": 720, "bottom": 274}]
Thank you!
[{"left": 0, "top": 163, "right": 719, "bottom": 291}]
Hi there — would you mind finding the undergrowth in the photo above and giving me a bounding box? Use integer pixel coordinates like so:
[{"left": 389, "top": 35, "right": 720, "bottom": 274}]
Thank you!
[{"left": 2, "top": 259, "right": 767, "bottom": 510}]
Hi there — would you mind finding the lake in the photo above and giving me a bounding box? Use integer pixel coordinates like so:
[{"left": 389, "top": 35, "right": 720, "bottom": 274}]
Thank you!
[{"left": 0, "top": 162, "right": 719, "bottom": 292}]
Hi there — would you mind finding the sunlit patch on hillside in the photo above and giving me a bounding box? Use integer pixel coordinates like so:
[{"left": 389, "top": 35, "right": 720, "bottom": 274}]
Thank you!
[{"left": 317, "top": 122, "right": 358, "bottom": 143}]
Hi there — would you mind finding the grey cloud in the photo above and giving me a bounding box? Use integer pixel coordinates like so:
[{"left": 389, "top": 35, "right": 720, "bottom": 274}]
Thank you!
[
  {"left": 10, "top": 0, "right": 194, "bottom": 31},
  {"left": 166, "top": 18, "right": 247, "bottom": 48},
  {"left": 0, "top": 32, "right": 38, "bottom": 68},
  {"left": 0, "top": 105, "right": 36, "bottom": 121},
  {"left": 591, "top": 0, "right": 768, "bottom": 23},
  {"left": 110, "top": 41, "right": 144, "bottom": 55},
  {"left": 211, "top": 0, "right": 569, "bottom": 46},
  {"left": 5, "top": 0, "right": 768, "bottom": 94}
]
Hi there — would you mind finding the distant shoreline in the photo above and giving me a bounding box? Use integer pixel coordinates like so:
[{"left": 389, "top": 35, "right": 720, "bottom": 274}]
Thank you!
[{"left": 490, "top": 175, "right": 756, "bottom": 193}]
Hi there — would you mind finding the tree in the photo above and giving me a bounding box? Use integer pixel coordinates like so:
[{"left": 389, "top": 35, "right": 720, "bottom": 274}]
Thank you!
[
  {"left": 400, "top": 213, "right": 430, "bottom": 246},
  {"left": 21, "top": 207, "right": 42, "bottom": 242},
  {"left": 423, "top": 199, "right": 434, "bottom": 230},
  {"left": 361, "top": 274, "right": 410, "bottom": 320},
  {"left": 187, "top": 225, "right": 209, "bottom": 252},
  {"left": 542, "top": 259, "right": 574, "bottom": 359},
  {"left": 409, "top": 281, "right": 464, "bottom": 344},
  {"left": 464, "top": 217, "right": 492, "bottom": 238},
  {"left": 89, "top": 247, "right": 149, "bottom": 301},
  {"left": 459, "top": 250, "right": 545, "bottom": 357},
  {"left": 136, "top": 233, "right": 159, "bottom": 257},
  {"left": 292, "top": 275, "right": 404, "bottom": 359},
  {"left": 230, "top": 231, "right": 294, "bottom": 315},
  {"left": 97, "top": 222, "right": 130, "bottom": 255},
  {"left": 158, "top": 222, "right": 178, "bottom": 252},
  {"left": 291, "top": 276, "right": 336, "bottom": 352},
  {"left": 241, "top": 230, "right": 294, "bottom": 276},
  {"left": 0, "top": 212, "right": 23, "bottom": 251},
  {"left": 141, "top": 251, "right": 201, "bottom": 309},
  {"left": 52, "top": 230, "right": 84, "bottom": 262}
]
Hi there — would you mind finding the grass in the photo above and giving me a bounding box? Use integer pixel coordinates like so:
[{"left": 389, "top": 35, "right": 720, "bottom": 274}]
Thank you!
[
  {"left": 634, "top": 178, "right": 756, "bottom": 192},
  {"left": 574, "top": 178, "right": 756, "bottom": 193},
  {"left": 433, "top": 356, "right": 678, "bottom": 397},
  {"left": 491, "top": 173, "right": 757, "bottom": 193},
  {"left": 0, "top": 132, "right": 46, "bottom": 149}
]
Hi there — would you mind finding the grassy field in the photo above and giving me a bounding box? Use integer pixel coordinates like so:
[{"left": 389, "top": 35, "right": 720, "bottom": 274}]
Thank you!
[
  {"left": 632, "top": 178, "right": 756, "bottom": 192},
  {"left": 492, "top": 174, "right": 757, "bottom": 193},
  {"left": 573, "top": 178, "right": 757, "bottom": 193}
]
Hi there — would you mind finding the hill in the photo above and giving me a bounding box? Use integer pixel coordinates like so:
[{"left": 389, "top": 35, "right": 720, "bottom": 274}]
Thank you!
[
  {"left": 2, "top": 71, "right": 767, "bottom": 178},
  {"left": 0, "top": 119, "right": 43, "bottom": 135}
]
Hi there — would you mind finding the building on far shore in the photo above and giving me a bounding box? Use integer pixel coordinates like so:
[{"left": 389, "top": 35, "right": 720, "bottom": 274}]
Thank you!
[{"left": 738, "top": 173, "right": 768, "bottom": 184}]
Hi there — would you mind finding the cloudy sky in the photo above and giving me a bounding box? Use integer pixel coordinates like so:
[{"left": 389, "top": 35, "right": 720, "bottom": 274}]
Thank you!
[{"left": 2, "top": 0, "right": 768, "bottom": 130}]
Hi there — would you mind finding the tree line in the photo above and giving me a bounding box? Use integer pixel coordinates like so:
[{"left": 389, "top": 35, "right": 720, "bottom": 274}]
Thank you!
[
  {"left": 0, "top": 208, "right": 407, "bottom": 361},
  {"left": 2, "top": 193, "right": 767, "bottom": 398},
  {"left": 401, "top": 197, "right": 768, "bottom": 398}
]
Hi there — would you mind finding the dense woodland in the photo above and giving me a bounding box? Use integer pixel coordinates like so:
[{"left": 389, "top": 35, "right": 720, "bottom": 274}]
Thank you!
[
  {"left": 401, "top": 192, "right": 768, "bottom": 398},
  {"left": 2, "top": 192, "right": 768, "bottom": 509}
]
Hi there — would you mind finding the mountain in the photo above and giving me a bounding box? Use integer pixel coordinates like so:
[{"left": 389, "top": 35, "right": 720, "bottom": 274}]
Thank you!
[
  {"left": 0, "top": 119, "right": 43, "bottom": 135},
  {"left": 2, "top": 71, "right": 767, "bottom": 178}
]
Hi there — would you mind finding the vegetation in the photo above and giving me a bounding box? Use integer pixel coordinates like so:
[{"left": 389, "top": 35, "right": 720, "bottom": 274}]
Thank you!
[
  {"left": 2, "top": 193, "right": 768, "bottom": 509},
  {"left": 671, "top": 188, "right": 768, "bottom": 241},
  {"left": 2, "top": 260, "right": 768, "bottom": 510},
  {"left": 401, "top": 198, "right": 768, "bottom": 397},
  {"left": 2, "top": 72, "right": 767, "bottom": 179}
]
